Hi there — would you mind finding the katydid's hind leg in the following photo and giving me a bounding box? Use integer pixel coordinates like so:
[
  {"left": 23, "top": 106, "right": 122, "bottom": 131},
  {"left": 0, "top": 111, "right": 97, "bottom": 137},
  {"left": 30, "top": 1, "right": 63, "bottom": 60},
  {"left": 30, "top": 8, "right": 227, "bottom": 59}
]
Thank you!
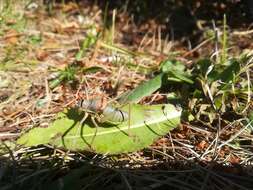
[
  {"left": 61, "top": 112, "right": 88, "bottom": 148},
  {"left": 90, "top": 116, "right": 99, "bottom": 146},
  {"left": 127, "top": 103, "right": 132, "bottom": 137},
  {"left": 127, "top": 104, "right": 137, "bottom": 140}
]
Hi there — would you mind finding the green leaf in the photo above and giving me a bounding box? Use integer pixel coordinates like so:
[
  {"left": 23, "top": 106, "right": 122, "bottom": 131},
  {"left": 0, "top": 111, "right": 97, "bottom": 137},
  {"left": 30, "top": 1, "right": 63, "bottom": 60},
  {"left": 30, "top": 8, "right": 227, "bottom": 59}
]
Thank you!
[
  {"left": 194, "top": 59, "right": 213, "bottom": 77},
  {"left": 195, "top": 59, "right": 241, "bottom": 84},
  {"left": 27, "top": 34, "right": 42, "bottom": 45},
  {"left": 192, "top": 89, "right": 203, "bottom": 98},
  {"left": 82, "top": 66, "right": 104, "bottom": 74},
  {"left": 75, "top": 35, "right": 97, "bottom": 61},
  {"left": 167, "top": 71, "right": 194, "bottom": 84},
  {"left": 119, "top": 60, "right": 194, "bottom": 104},
  {"left": 49, "top": 75, "right": 65, "bottom": 89},
  {"left": 160, "top": 60, "right": 193, "bottom": 84},
  {"left": 120, "top": 73, "right": 164, "bottom": 103},
  {"left": 160, "top": 60, "right": 185, "bottom": 73},
  {"left": 218, "top": 59, "right": 240, "bottom": 83},
  {"left": 17, "top": 104, "right": 181, "bottom": 154},
  {"left": 49, "top": 66, "right": 77, "bottom": 89}
]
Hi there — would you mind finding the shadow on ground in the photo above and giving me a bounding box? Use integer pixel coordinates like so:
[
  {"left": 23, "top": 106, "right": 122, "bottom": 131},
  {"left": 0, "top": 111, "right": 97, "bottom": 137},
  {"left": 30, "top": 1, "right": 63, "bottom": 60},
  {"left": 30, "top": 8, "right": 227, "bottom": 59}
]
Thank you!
[
  {"left": 90, "top": 0, "right": 253, "bottom": 41},
  {"left": 1, "top": 153, "right": 253, "bottom": 190}
]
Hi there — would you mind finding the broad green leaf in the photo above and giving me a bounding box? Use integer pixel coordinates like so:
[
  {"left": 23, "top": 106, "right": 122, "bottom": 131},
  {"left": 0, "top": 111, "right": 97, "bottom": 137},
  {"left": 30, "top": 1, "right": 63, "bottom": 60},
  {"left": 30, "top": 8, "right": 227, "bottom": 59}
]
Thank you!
[
  {"left": 119, "top": 60, "right": 193, "bottom": 104},
  {"left": 194, "top": 59, "right": 213, "bottom": 77},
  {"left": 218, "top": 59, "right": 240, "bottom": 83},
  {"left": 120, "top": 73, "right": 164, "bottom": 103},
  {"left": 167, "top": 71, "right": 194, "bottom": 84},
  {"left": 82, "top": 66, "right": 104, "bottom": 74},
  {"left": 160, "top": 60, "right": 186, "bottom": 73},
  {"left": 204, "top": 59, "right": 240, "bottom": 84},
  {"left": 17, "top": 104, "right": 181, "bottom": 154},
  {"left": 192, "top": 89, "right": 203, "bottom": 98},
  {"left": 160, "top": 60, "right": 193, "bottom": 84}
]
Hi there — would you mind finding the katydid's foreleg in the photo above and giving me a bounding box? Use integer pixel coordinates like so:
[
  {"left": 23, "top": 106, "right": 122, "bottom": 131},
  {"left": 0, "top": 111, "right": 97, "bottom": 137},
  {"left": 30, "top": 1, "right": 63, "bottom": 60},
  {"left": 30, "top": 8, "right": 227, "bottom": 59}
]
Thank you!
[
  {"left": 79, "top": 112, "right": 96, "bottom": 149},
  {"left": 79, "top": 112, "right": 89, "bottom": 128},
  {"left": 90, "top": 116, "right": 99, "bottom": 146},
  {"left": 79, "top": 112, "right": 89, "bottom": 145}
]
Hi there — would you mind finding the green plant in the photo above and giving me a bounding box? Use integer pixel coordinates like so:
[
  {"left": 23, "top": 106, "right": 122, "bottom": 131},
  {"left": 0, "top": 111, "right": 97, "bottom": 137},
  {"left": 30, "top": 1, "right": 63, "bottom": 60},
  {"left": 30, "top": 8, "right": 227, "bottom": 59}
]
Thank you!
[
  {"left": 220, "top": 15, "right": 228, "bottom": 65},
  {"left": 75, "top": 32, "right": 98, "bottom": 61},
  {"left": 49, "top": 65, "right": 78, "bottom": 89},
  {"left": 18, "top": 103, "right": 181, "bottom": 154}
]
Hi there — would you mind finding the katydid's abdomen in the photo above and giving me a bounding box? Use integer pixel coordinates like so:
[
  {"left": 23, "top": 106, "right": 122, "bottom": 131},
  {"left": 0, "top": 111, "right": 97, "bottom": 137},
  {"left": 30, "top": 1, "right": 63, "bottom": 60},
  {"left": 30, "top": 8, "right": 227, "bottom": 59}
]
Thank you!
[
  {"left": 76, "top": 99, "right": 129, "bottom": 123},
  {"left": 101, "top": 106, "right": 129, "bottom": 123}
]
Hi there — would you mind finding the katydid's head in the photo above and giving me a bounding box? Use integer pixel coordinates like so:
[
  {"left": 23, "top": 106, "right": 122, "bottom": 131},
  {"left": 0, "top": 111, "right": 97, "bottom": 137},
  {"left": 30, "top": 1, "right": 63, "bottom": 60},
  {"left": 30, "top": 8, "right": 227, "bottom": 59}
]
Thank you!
[
  {"left": 76, "top": 99, "right": 84, "bottom": 109},
  {"left": 75, "top": 99, "right": 101, "bottom": 112}
]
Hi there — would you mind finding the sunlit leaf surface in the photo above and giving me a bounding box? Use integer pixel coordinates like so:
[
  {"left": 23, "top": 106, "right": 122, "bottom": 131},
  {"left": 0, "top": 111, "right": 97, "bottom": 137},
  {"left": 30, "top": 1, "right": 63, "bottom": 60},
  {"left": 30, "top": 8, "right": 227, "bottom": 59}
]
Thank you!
[{"left": 18, "top": 104, "right": 181, "bottom": 154}]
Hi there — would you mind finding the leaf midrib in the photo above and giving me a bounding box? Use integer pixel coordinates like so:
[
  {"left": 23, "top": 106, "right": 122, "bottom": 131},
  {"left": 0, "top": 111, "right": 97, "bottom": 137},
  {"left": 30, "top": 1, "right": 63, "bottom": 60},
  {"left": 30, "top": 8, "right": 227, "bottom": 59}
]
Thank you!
[{"left": 63, "top": 110, "right": 181, "bottom": 139}]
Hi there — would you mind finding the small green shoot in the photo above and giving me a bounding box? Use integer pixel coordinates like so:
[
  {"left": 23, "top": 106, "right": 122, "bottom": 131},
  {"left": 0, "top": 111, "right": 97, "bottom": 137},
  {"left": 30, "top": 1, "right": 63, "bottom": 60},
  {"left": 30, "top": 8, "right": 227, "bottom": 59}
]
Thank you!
[
  {"left": 220, "top": 14, "right": 228, "bottom": 64},
  {"left": 26, "top": 34, "right": 42, "bottom": 45},
  {"left": 75, "top": 33, "right": 98, "bottom": 61},
  {"left": 49, "top": 65, "right": 77, "bottom": 89},
  {"left": 100, "top": 42, "right": 145, "bottom": 57}
]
